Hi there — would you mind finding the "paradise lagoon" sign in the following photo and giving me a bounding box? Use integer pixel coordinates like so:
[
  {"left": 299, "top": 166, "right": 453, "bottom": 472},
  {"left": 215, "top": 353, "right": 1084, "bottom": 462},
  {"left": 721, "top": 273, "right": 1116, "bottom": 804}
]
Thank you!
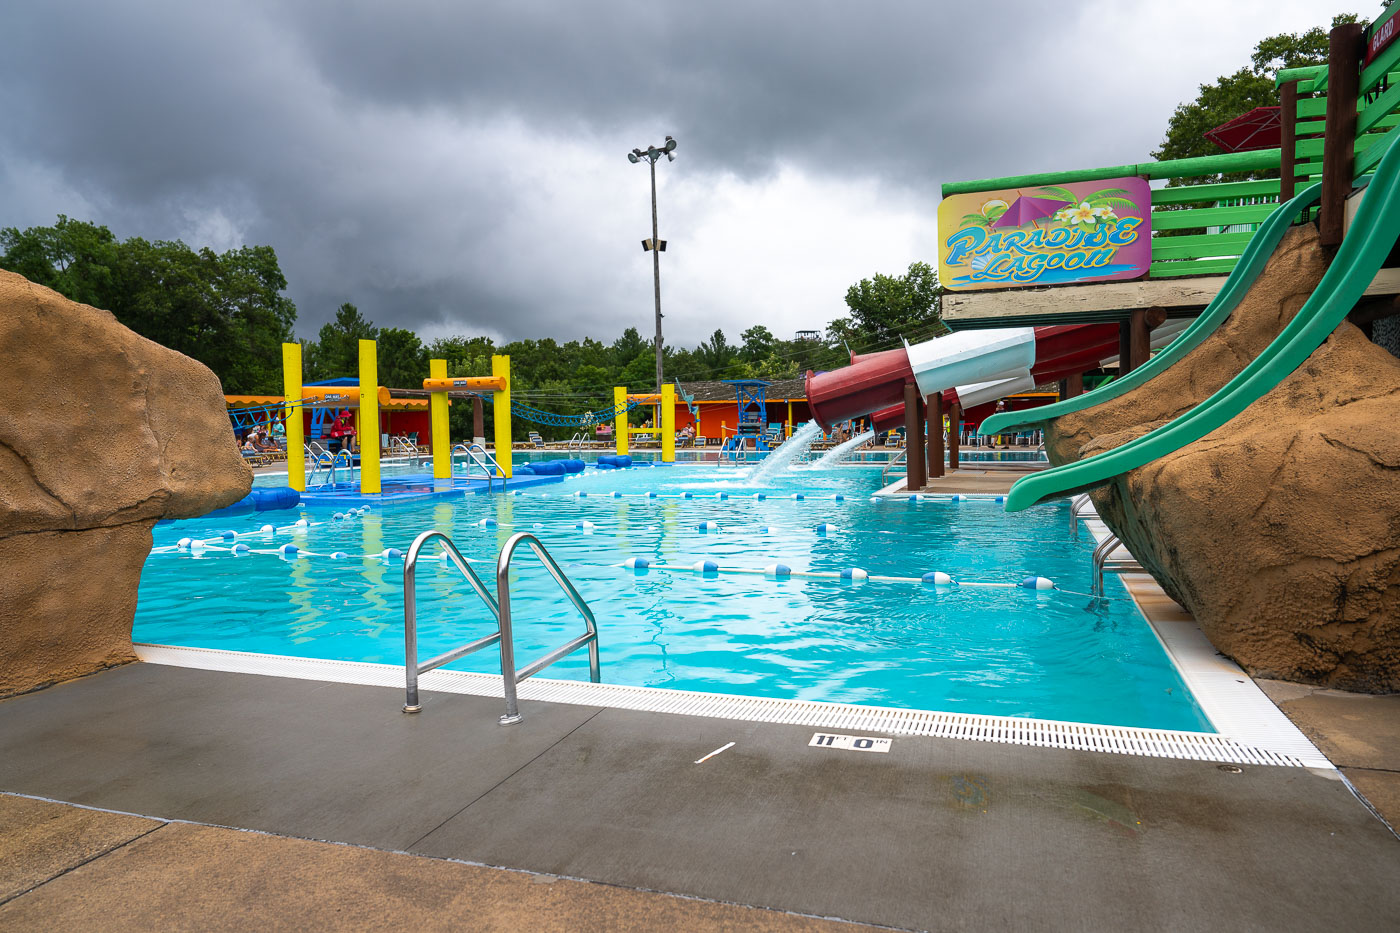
[{"left": 937, "top": 176, "right": 1151, "bottom": 291}]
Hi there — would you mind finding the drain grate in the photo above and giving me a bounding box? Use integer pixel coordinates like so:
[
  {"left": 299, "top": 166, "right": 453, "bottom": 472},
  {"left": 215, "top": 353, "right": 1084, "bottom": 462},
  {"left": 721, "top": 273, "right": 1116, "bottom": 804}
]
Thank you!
[{"left": 135, "top": 644, "right": 1324, "bottom": 768}]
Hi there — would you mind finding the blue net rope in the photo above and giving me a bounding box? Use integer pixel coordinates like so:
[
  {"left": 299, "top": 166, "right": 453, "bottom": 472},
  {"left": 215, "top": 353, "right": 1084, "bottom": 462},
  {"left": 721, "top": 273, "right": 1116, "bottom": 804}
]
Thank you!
[
  {"left": 509, "top": 397, "right": 643, "bottom": 427},
  {"left": 225, "top": 399, "right": 309, "bottom": 430}
]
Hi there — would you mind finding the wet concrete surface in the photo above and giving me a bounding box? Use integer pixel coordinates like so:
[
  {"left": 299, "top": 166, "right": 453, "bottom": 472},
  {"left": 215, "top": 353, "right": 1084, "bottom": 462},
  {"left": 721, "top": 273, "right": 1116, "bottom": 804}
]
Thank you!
[{"left": 2, "top": 662, "right": 1398, "bottom": 931}]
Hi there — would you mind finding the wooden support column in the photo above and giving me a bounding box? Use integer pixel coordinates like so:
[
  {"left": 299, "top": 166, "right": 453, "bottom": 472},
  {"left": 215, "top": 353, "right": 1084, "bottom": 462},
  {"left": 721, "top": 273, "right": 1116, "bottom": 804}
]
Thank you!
[
  {"left": 903, "top": 382, "right": 926, "bottom": 492},
  {"left": 1065, "top": 372, "right": 1084, "bottom": 398},
  {"left": 1319, "top": 22, "right": 1365, "bottom": 247},
  {"left": 927, "top": 391, "right": 945, "bottom": 479},
  {"left": 1279, "top": 78, "right": 1299, "bottom": 203},
  {"left": 472, "top": 396, "right": 485, "bottom": 446},
  {"left": 1127, "top": 306, "right": 1167, "bottom": 372},
  {"left": 947, "top": 402, "right": 961, "bottom": 470}
]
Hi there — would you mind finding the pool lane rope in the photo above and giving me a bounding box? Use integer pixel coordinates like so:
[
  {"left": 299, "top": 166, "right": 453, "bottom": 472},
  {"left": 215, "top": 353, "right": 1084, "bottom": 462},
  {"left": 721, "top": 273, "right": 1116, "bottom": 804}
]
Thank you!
[{"left": 619, "top": 557, "right": 1054, "bottom": 590}]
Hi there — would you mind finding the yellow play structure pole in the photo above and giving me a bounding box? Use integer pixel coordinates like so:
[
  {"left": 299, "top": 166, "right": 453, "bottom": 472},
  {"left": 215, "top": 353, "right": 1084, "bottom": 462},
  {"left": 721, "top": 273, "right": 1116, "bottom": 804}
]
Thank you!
[
  {"left": 661, "top": 383, "right": 675, "bottom": 462},
  {"left": 614, "top": 386, "right": 628, "bottom": 456},
  {"left": 429, "top": 358, "right": 451, "bottom": 480},
  {"left": 491, "top": 354, "right": 512, "bottom": 479},
  {"left": 359, "top": 339, "right": 381, "bottom": 494},
  {"left": 282, "top": 342, "right": 305, "bottom": 491}
]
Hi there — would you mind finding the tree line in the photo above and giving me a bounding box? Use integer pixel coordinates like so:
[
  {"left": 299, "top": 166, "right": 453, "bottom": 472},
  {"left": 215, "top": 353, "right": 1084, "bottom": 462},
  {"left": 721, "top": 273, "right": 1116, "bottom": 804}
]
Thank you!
[{"left": 0, "top": 215, "right": 944, "bottom": 437}]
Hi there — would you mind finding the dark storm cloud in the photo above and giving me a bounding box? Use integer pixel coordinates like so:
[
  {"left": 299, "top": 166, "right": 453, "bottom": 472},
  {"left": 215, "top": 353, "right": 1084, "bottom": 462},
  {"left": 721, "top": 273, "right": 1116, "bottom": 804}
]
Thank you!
[{"left": 0, "top": 1, "right": 1284, "bottom": 342}]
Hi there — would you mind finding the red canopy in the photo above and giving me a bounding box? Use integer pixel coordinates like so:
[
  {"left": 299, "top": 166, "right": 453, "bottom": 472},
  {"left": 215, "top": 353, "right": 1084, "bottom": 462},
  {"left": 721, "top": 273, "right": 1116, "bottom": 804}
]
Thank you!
[{"left": 1204, "top": 106, "right": 1281, "bottom": 153}]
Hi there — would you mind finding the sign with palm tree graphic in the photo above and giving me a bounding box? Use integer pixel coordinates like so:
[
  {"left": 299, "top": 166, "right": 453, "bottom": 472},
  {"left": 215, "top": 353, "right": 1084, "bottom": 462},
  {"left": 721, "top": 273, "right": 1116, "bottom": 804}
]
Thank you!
[{"left": 937, "top": 176, "right": 1151, "bottom": 291}]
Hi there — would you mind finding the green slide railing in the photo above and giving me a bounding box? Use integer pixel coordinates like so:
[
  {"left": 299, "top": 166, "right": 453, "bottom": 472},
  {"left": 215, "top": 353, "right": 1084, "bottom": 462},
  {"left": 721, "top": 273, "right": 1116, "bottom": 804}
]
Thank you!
[
  {"left": 1002, "top": 137, "right": 1400, "bottom": 512},
  {"left": 978, "top": 181, "right": 1324, "bottom": 439}
]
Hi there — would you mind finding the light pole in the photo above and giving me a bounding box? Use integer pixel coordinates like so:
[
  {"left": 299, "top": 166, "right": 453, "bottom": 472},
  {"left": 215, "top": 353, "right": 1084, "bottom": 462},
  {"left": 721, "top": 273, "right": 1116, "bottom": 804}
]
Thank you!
[{"left": 628, "top": 135, "right": 676, "bottom": 393}]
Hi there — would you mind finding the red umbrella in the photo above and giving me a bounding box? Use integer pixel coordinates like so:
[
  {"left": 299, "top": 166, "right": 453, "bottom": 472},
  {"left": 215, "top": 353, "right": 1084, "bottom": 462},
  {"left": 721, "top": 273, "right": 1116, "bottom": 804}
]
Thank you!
[
  {"left": 1204, "top": 106, "right": 1281, "bottom": 153},
  {"left": 990, "top": 195, "right": 1066, "bottom": 229}
]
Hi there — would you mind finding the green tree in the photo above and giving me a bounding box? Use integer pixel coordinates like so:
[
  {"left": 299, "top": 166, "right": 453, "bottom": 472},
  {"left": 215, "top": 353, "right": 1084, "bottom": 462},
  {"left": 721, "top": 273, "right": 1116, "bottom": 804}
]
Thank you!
[
  {"left": 1153, "top": 14, "right": 1363, "bottom": 180},
  {"left": 377, "top": 327, "right": 427, "bottom": 388},
  {"left": 842, "top": 260, "right": 944, "bottom": 346},
  {"left": 306, "top": 303, "right": 378, "bottom": 380},
  {"left": 740, "top": 325, "right": 777, "bottom": 362},
  {"left": 0, "top": 216, "right": 296, "bottom": 393}
]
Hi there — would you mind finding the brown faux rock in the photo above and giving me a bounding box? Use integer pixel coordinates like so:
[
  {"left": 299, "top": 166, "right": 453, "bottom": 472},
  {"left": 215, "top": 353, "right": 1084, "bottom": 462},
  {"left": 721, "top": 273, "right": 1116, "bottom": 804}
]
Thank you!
[
  {"left": 0, "top": 270, "right": 250, "bottom": 697},
  {"left": 1045, "top": 224, "right": 1400, "bottom": 692},
  {"left": 1045, "top": 224, "right": 1328, "bottom": 464}
]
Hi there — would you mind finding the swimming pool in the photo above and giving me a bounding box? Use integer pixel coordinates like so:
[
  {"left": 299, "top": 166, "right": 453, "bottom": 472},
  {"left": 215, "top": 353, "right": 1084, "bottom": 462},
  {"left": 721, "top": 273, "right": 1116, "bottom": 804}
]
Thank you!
[{"left": 137, "top": 463, "right": 1210, "bottom": 732}]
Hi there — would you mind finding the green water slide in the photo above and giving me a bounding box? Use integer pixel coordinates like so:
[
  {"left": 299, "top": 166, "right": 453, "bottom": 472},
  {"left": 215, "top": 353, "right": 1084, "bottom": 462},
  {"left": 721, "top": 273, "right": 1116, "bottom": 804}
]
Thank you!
[
  {"left": 1001, "top": 136, "right": 1400, "bottom": 513},
  {"left": 978, "top": 180, "right": 1323, "bottom": 440}
]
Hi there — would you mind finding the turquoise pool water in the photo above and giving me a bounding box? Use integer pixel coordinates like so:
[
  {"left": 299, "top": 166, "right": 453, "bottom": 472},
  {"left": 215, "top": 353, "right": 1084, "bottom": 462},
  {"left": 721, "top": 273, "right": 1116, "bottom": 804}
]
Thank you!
[{"left": 138, "top": 463, "right": 1211, "bottom": 732}]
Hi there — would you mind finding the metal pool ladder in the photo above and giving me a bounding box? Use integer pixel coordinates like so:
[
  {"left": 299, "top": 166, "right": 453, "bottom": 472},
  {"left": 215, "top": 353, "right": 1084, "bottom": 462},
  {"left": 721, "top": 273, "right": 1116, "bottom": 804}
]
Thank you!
[
  {"left": 1091, "top": 532, "right": 1144, "bottom": 598},
  {"left": 452, "top": 443, "right": 505, "bottom": 491},
  {"left": 881, "top": 449, "right": 907, "bottom": 482},
  {"left": 401, "top": 530, "right": 600, "bottom": 724}
]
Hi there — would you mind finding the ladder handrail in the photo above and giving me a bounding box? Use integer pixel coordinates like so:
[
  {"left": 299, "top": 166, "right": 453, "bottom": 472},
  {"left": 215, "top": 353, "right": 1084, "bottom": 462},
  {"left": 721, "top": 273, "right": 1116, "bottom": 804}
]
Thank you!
[
  {"left": 881, "top": 448, "right": 907, "bottom": 481},
  {"left": 1069, "top": 493, "right": 1094, "bottom": 539},
  {"left": 1091, "top": 532, "right": 1143, "bottom": 597},
  {"left": 400, "top": 530, "right": 600, "bottom": 724},
  {"left": 452, "top": 443, "right": 503, "bottom": 491},
  {"left": 402, "top": 531, "right": 502, "bottom": 712},
  {"left": 496, "top": 532, "right": 601, "bottom": 724}
]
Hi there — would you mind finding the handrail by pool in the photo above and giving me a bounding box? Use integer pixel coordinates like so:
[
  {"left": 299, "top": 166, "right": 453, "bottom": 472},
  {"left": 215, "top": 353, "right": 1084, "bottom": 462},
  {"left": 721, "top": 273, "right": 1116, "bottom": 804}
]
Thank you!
[
  {"left": 452, "top": 443, "right": 502, "bottom": 491},
  {"left": 881, "top": 449, "right": 907, "bottom": 482},
  {"left": 495, "top": 532, "right": 601, "bottom": 724},
  {"left": 402, "top": 531, "right": 502, "bottom": 714},
  {"left": 1091, "top": 532, "right": 1143, "bottom": 597},
  {"left": 1069, "top": 493, "right": 1093, "bottom": 539},
  {"left": 401, "top": 530, "right": 600, "bottom": 725}
]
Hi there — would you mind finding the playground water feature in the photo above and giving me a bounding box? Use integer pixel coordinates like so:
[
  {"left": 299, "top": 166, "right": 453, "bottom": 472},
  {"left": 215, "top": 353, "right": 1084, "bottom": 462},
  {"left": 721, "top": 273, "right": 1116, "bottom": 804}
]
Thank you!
[
  {"left": 745, "top": 420, "right": 824, "bottom": 482},
  {"left": 810, "top": 430, "right": 877, "bottom": 469},
  {"left": 137, "top": 462, "right": 1211, "bottom": 732}
]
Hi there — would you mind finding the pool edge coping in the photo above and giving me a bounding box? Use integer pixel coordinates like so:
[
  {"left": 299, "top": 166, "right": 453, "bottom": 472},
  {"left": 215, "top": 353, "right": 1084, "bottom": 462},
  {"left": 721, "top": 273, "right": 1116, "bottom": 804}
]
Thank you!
[{"left": 132, "top": 642, "right": 1331, "bottom": 769}]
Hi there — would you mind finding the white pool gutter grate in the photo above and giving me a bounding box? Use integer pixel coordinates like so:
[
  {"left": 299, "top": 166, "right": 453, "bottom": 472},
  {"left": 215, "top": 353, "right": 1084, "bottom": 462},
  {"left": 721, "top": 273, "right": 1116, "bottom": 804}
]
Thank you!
[{"left": 135, "top": 643, "right": 1327, "bottom": 768}]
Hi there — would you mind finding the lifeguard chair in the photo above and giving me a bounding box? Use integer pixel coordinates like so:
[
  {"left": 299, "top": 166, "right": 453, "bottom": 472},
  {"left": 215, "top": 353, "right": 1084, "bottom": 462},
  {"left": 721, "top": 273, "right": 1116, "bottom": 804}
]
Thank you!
[{"left": 722, "top": 379, "right": 772, "bottom": 452}]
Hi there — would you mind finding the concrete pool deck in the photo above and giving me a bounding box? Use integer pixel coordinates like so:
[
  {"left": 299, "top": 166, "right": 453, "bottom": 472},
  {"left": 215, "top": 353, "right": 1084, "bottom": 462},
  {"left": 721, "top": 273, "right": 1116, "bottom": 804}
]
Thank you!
[{"left": 2, "top": 662, "right": 1398, "bottom": 931}]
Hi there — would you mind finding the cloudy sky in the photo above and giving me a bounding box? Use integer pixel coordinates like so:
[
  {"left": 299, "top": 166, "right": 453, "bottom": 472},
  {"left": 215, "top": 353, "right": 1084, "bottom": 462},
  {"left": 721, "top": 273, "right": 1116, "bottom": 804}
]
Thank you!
[{"left": 1, "top": 0, "right": 1352, "bottom": 347}]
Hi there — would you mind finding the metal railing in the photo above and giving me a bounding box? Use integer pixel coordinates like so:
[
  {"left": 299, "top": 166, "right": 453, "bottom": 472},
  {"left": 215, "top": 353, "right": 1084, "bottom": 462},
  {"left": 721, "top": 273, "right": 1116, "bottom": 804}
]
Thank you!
[
  {"left": 401, "top": 531, "right": 600, "bottom": 724},
  {"left": 1091, "top": 532, "right": 1144, "bottom": 598},
  {"left": 1069, "top": 493, "right": 1094, "bottom": 539},
  {"left": 881, "top": 449, "right": 907, "bottom": 482},
  {"left": 452, "top": 443, "right": 504, "bottom": 491}
]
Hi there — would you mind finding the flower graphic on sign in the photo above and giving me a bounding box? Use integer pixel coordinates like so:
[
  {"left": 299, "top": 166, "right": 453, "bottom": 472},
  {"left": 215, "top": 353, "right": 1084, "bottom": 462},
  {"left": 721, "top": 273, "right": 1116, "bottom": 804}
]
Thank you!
[{"left": 1038, "top": 186, "right": 1138, "bottom": 229}]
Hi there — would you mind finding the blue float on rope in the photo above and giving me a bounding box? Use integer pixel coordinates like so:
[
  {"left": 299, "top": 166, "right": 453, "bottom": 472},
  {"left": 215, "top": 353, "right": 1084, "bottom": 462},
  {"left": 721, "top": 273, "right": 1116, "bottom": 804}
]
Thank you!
[
  {"left": 624, "top": 556, "right": 650, "bottom": 570},
  {"left": 922, "top": 571, "right": 954, "bottom": 585},
  {"left": 840, "top": 567, "right": 869, "bottom": 581},
  {"left": 1020, "top": 576, "right": 1055, "bottom": 590}
]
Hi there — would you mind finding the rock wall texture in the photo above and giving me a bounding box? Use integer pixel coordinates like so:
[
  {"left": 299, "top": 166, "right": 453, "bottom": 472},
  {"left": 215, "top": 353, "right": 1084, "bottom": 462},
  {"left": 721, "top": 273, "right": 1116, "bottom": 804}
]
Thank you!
[
  {"left": 0, "top": 270, "right": 251, "bottom": 697},
  {"left": 1045, "top": 224, "right": 1400, "bottom": 692}
]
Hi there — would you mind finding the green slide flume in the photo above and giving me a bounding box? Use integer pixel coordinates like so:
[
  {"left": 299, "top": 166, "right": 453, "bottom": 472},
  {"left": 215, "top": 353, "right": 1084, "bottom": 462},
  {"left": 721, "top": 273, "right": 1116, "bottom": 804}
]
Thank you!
[
  {"left": 1002, "top": 137, "right": 1400, "bottom": 512},
  {"left": 977, "top": 182, "right": 1323, "bottom": 439}
]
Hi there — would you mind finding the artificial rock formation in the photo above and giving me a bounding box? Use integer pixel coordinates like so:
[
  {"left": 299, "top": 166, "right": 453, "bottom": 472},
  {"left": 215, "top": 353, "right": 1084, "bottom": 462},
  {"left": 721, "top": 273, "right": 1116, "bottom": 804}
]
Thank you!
[
  {"left": 0, "top": 270, "right": 250, "bottom": 697},
  {"left": 1046, "top": 224, "right": 1400, "bottom": 692}
]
